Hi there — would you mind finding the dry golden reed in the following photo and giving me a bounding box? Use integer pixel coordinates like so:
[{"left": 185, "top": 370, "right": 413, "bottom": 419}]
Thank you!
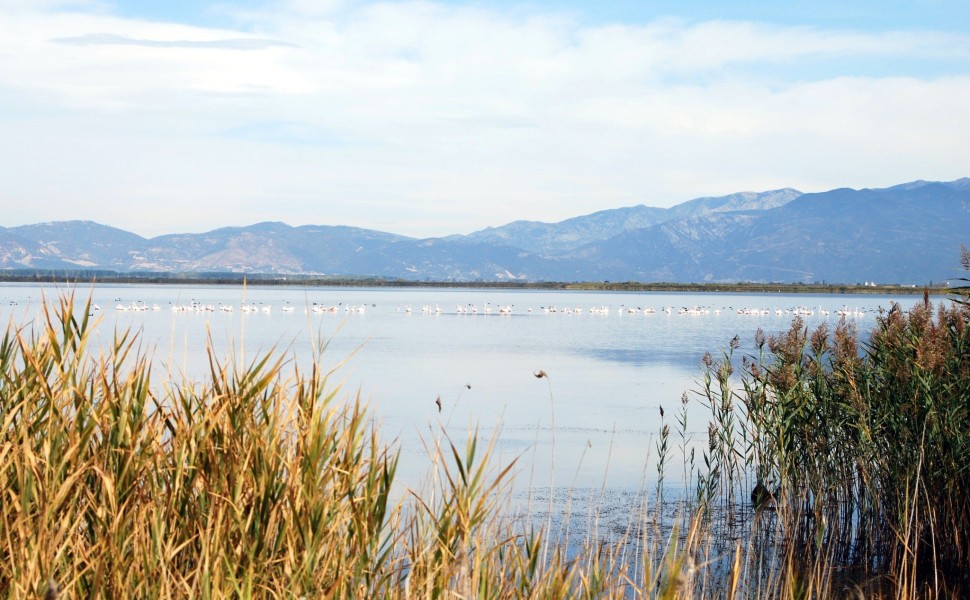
[{"left": 3, "top": 286, "right": 968, "bottom": 598}]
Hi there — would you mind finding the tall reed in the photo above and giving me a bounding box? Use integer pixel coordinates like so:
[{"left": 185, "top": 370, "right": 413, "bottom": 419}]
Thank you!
[
  {"left": 0, "top": 292, "right": 669, "bottom": 598},
  {"left": 697, "top": 287, "right": 970, "bottom": 596}
]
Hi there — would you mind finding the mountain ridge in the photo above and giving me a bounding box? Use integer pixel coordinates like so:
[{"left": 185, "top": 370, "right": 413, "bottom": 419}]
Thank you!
[{"left": 2, "top": 179, "right": 967, "bottom": 284}]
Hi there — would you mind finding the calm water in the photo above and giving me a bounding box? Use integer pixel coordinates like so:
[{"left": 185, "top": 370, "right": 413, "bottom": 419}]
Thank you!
[{"left": 0, "top": 283, "right": 932, "bottom": 495}]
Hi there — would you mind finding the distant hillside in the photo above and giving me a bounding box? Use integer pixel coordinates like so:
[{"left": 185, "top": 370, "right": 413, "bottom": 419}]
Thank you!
[
  {"left": 664, "top": 188, "right": 803, "bottom": 219},
  {"left": 457, "top": 205, "right": 670, "bottom": 255},
  {"left": 570, "top": 180, "right": 969, "bottom": 284},
  {"left": 0, "top": 179, "right": 967, "bottom": 284},
  {"left": 0, "top": 221, "right": 147, "bottom": 269},
  {"left": 458, "top": 188, "right": 802, "bottom": 255}
]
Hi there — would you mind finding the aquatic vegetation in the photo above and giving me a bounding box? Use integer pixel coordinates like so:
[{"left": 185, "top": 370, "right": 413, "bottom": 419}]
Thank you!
[
  {"left": 0, "top": 294, "right": 647, "bottom": 597},
  {"left": 698, "top": 288, "right": 970, "bottom": 596},
  {"left": 1, "top": 288, "right": 967, "bottom": 598}
]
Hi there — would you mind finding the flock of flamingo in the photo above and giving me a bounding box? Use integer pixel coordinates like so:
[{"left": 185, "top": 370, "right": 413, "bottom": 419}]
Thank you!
[
  {"left": 109, "top": 301, "right": 367, "bottom": 314},
  {"left": 396, "top": 302, "right": 871, "bottom": 318},
  {"left": 0, "top": 294, "right": 879, "bottom": 321},
  {"left": 97, "top": 301, "right": 873, "bottom": 319}
]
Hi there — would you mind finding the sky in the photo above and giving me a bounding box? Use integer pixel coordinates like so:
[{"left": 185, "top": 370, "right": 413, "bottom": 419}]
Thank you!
[{"left": 1, "top": 0, "right": 968, "bottom": 239}]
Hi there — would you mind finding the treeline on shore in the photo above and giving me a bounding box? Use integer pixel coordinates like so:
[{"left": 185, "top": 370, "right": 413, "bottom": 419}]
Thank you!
[{"left": 0, "top": 268, "right": 947, "bottom": 295}]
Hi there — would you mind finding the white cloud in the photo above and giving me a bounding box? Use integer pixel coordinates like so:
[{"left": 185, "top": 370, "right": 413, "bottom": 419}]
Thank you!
[
  {"left": 51, "top": 32, "right": 297, "bottom": 49},
  {"left": 0, "top": 1, "right": 967, "bottom": 237}
]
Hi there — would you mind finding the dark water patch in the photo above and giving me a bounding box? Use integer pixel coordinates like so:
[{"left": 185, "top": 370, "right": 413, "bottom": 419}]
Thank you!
[{"left": 585, "top": 347, "right": 705, "bottom": 369}]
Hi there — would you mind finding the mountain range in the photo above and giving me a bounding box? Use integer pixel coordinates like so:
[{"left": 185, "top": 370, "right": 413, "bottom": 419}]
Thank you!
[{"left": 2, "top": 179, "right": 968, "bottom": 284}]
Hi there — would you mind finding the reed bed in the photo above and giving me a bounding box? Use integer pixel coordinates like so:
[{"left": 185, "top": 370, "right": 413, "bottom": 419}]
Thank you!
[
  {"left": 697, "top": 285, "right": 970, "bottom": 597},
  {"left": 0, "top": 293, "right": 645, "bottom": 598},
  {"left": 1, "top": 286, "right": 968, "bottom": 598}
]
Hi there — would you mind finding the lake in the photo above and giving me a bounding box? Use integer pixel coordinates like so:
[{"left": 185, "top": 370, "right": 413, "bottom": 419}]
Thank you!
[{"left": 0, "top": 283, "right": 932, "bottom": 499}]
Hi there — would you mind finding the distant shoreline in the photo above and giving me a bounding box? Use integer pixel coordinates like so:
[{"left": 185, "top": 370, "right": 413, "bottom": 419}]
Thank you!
[{"left": 0, "top": 270, "right": 951, "bottom": 295}]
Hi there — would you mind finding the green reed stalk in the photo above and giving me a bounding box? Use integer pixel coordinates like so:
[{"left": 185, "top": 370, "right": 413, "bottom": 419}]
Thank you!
[{"left": 696, "top": 287, "right": 970, "bottom": 596}]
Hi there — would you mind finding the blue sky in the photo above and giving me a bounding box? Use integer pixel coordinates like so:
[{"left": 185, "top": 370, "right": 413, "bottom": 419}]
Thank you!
[{"left": 1, "top": 0, "right": 968, "bottom": 238}]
